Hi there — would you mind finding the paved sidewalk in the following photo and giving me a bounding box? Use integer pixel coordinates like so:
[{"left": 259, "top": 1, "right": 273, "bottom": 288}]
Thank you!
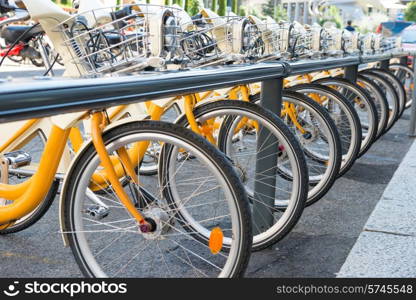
[
  {"left": 338, "top": 139, "right": 416, "bottom": 277},
  {"left": 0, "top": 60, "right": 64, "bottom": 78}
]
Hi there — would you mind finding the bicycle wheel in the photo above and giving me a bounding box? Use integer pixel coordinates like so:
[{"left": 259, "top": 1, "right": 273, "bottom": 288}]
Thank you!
[
  {"left": 63, "top": 121, "right": 252, "bottom": 278},
  {"left": 251, "top": 91, "right": 342, "bottom": 206},
  {"left": 389, "top": 63, "right": 413, "bottom": 109},
  {"left": 362, "top": 68, "right": 406, "bottom": 118},
  {"left": 356, "top": 74, "right": 389, "bottom": 139},
  {"left": 288, "top": 83, "right": 362, "bottom": 177},
  {"left": 174, "top": 100, "right": 308, "bottom": 250},
  {"left": 314, "top": 77, "right": 378, "bottom": 157},
  {"left": 0, "top": 134, "right": 60, "bottom": 234},
  {"left": 138, "top": 103, "right": 182, "bottom": 176},
  {"left": 0, "top": 179, "right": 59, "bottom": 234},
  {"left": 359, "top": 70, "right": 400, "bottom": 132}
]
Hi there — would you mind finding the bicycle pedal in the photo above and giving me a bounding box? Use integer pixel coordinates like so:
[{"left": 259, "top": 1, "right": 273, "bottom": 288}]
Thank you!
[
  {"left": 85, "top": 205, "right": 109, "bottom": 220},
  {"left": 2, "top": 150, "right": 31, "bottom": 169},
  {"left": 177, "top": 152, "right": 196, "bottom": 162}
]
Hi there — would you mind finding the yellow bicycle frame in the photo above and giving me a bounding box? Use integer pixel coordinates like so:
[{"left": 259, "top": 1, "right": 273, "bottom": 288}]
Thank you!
[{"left": 0, "top": 112, "right": 148, "bottom": 228}]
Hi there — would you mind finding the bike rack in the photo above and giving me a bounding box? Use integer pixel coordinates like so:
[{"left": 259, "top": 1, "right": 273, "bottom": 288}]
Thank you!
[
  {"left": 253, "top": 78, "right": 284, "bottom": 234},
  {"left": 0, "top": 63, "right": 288, "bottom": 122},
  {"left": 0, "top": 51, "right": 413, "bottom": 232}
]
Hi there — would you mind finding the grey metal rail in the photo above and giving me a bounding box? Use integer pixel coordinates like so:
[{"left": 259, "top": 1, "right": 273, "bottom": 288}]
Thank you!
[
  {"left": 0, "top": 53, "right": 411, "bottom": 124},
  {"left": 0, "top": 62, "right": 288, "bottom": 123},
  {"left": 287, "top": 56, "right": 361, "bottom": 76},
  {"left": 360, "top": 53, "right": 393, "bottom": 64}
]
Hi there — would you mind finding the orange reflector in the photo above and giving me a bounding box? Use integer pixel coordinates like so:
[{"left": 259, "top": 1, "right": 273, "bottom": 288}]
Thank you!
[{"left": 209, "top": 227, "right": 224, "bottom": 255}]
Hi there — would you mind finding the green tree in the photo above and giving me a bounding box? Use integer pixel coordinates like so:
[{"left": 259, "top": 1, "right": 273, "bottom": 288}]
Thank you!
[
  {"left": 188, "top": 0, "right": 202, "bottom": 15},
  {"left": 218, "top": 0, "right": 226, "bottom": 16},
  {"left": 211, "top": 0, "right": 217, "bottom": 12},
  {"left": 239, "top": 6, "right": 246, "bottom": 16},
  {"left": 405, "top": 1, "right": 416, "bottom": 22},
  {"left": 249, "top": 7, "right": 262, "bottom": 18},
  {"left": 232, "top": 0, "right": 238, "bottom": 14},
  {"left": 262, "top": 0, "right": 275, "bottom": 17},
  {"left": 319, "top": 5, "right": 342, "bottom": 28},
  {"left": 262, "top": 0, "right": 286, "bottom": 20},
  {"left": 165, "top": 0, "right": 172, "bottom": 5},
  {"left": 184, "top": 0, "right": 190, "bottom": 11}
]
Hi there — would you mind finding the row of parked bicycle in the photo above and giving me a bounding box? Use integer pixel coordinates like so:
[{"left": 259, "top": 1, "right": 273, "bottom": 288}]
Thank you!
[{"left": 0, "top": 0, "right": 414, "bottom": 278}]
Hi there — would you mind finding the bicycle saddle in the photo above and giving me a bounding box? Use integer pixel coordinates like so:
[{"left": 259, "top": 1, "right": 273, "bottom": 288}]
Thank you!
[
  {"left": 0, "top": 0, "right": 14, "bottom": 14},
  {"left": 0, "top": 25, "right": 44, "bottom": 44}
]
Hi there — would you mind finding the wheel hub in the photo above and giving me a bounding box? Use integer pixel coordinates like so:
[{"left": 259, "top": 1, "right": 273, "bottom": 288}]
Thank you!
[
  {"left": 299, "top": 125, "right": 318, "bottom": 145},
  {"left": 139, "top": 207, "right": 172, "bottom": 240}
]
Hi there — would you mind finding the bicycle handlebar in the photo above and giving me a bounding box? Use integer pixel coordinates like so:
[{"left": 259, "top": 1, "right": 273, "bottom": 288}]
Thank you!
[
  {"left": 111, "top": 6, "right": 132, "bottom": 21},
  {"left": 0, "top": 9, "right": 29, "bottom": 27}
]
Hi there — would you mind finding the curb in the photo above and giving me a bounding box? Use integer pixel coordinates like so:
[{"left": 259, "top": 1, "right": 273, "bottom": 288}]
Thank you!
[{"left": 337, "top": 138, "right": 416, "bottom": 277}]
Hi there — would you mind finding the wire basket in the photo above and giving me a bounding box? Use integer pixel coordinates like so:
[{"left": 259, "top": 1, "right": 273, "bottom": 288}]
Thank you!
[
  {"left": 177, "top": 12, "right": 279, "bottom": 67},
  {"left": 360, "top": 33, "right": 380, "bottom": 55},
  {"left": 322, "top": 27, "right": 343, "bottom": 56},
  {"left": 372, "top": 33, "right": 382, "bottom": 53},
  {"left": 390, "top": 36, "right": 403, "bottom": 53},
  {"left": 177, "top": 14, "right": 239, "bottom": 67},
  {"left": 380, "top": 36, "right": 397, "bottom": 53},
  {"left": 305, "top": 24, "right": 327, "bottom": 57},
  {"left": 341, "top": 30, "right": 360, "bottom": 55},
  {"left": 280, "top": 21, "right": 313, "bottom": 59},
  {"left": 243, "top": 16, "right": 282, "bottom": 61},
  {"left": 54, "top": 4, "right": 182, "bottom": 77}
]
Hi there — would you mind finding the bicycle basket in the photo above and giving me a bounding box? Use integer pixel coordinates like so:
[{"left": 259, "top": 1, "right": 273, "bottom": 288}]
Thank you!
[
  {"left": 323, "top": 27, "right": 343, "bottom": 56},
  {"left": 242, "top": 16, "right": 282, "bottom": 61},
  {"left": 360, "top": 33, "right": 375, "bottom": 55},
  {"left": 281, "top": 21, "right": 313, "bottom": 59},
  {"left": 305, "top": 24, "right": 326, "bottom": 57},
  {"left": 341, "top": 30, "right": 360, "bottom": 55},
  {"left": 372, "top": 33, "right": 382, "bottom": 53},
  {"left": 55, "top": 4, "right": 181, "bottom": 77},
  {"left": 177, "top": 10, "right": 253, "bottom": 67},
  {"left": 380, "top": 36, "right": 397, "bottom": 53},
  {"left": 178, "top": 8, "right": 281, "bottom": 67}
]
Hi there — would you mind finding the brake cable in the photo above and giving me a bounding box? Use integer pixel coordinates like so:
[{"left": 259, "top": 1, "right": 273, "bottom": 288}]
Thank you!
[
  {"left": 42, "top": 53, "right": 59, "bottom": 76},
  {"left": 0, "top": 22, "right": 40, "bottom": 68}
]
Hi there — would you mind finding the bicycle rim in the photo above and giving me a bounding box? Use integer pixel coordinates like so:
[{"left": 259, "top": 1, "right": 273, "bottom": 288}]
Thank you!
[{"left": 64, "top": 121, "right": 251, "bottom": 278}]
